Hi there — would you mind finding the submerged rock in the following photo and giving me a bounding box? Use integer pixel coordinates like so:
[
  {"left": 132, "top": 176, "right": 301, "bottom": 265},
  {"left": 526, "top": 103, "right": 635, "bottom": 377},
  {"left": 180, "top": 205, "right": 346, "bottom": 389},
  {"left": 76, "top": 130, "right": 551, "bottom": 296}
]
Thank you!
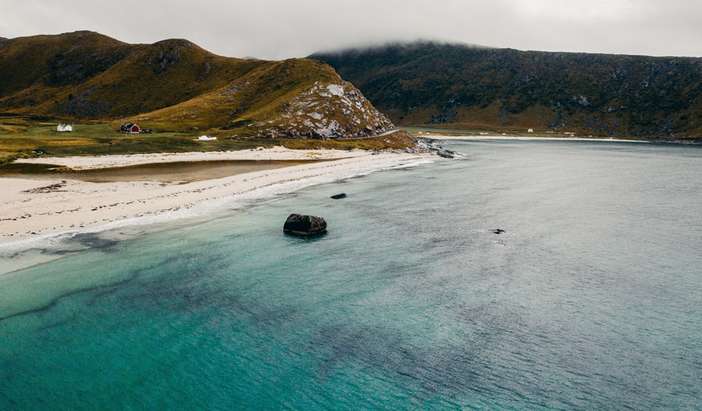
[
  {"left": 284, "top": 214, "right": 327, "bottom": 237},
  {"left": 491, "top": 229, "right": 506, "bottom": 235},
  {"left": 330, "top": 193, "right": 347, "bottom": 200}
]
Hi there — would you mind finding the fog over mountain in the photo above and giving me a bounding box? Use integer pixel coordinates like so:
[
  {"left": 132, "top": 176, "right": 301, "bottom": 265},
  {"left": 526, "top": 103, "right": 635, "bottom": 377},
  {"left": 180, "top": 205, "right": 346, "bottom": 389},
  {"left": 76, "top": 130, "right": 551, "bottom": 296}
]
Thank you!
[
  {"left": 1, "top": 0, "right": 701, "bottom": 59},
  {"left": 314, "top": 41, "right": 702, "bottom": 138}
]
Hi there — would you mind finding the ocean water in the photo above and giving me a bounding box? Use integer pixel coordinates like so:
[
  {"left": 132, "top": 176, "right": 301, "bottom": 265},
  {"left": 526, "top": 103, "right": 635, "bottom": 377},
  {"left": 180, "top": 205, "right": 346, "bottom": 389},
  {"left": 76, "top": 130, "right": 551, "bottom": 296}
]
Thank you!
[{"left": 1, "top": 140, "right": 701, "bottom": 410}]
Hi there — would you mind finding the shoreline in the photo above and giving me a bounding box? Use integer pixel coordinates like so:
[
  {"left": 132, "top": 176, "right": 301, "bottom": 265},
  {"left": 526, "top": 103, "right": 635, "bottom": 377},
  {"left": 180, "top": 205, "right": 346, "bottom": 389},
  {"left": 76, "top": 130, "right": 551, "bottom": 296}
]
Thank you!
[
  {"left": 0, "top": 148, "right": 433, "bottom": 261},
  {"left": 0, "top": 159, "right": 326, "bottom": 183},
  {"left": 419, "top": 134, "right": 651, "bottom": 143},
  {"left": 11, "top": 146, "right": 369, "bottom": 170}
]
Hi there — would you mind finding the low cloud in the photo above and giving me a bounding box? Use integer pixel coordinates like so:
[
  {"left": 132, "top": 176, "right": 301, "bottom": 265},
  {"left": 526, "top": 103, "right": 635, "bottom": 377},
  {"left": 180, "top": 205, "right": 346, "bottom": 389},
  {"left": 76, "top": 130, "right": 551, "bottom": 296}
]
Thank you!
[{"left": 1, "top": 0, "right": 700, "bottom": 59}]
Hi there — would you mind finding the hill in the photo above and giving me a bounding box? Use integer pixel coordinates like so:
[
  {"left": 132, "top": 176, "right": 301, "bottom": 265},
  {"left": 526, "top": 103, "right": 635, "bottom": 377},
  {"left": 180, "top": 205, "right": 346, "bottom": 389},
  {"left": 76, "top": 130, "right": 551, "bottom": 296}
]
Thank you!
[
  {"left": 0, "top": 31, "right": 394, "bottom": 139},
  {"left": 313, "top": 41, "right": 702, "bottom": 139}
]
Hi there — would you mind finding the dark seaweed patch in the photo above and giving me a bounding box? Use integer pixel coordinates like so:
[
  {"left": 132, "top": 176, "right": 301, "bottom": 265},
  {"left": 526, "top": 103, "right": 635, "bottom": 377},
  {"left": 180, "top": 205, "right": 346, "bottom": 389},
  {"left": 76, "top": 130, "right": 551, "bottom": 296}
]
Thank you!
[
  {"left": 70, "top": 232, "right": 120, "bottom": 251},
  {"left": 0, "top": 255, "right": 188, "bottom": 325}
]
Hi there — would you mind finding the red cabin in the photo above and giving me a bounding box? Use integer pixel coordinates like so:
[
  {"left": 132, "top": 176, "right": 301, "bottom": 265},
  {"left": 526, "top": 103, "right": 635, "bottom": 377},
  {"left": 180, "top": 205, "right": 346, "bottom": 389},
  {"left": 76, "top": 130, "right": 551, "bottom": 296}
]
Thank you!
[{"left": 120, "top": 122, "right": 141, "bottom": 134}]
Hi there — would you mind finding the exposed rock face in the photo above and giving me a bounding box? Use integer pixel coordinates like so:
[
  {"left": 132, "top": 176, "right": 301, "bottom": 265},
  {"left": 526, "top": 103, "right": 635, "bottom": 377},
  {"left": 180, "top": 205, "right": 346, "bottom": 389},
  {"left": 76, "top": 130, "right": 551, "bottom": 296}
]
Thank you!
[
  {"left": 437, "top": 149, "right": 455, "bottom": 159},
  {"left": 415, "top": 138, "right": 460, "bottom": 158},
  {"left": 283, "top": 214, "right": 328, "bottom": 237},
  {"left": 148, "top": 40, "right": 193, "bottom": 74},
  {"left": 264, "top": 81, "right": 395, "bottom": 139}
]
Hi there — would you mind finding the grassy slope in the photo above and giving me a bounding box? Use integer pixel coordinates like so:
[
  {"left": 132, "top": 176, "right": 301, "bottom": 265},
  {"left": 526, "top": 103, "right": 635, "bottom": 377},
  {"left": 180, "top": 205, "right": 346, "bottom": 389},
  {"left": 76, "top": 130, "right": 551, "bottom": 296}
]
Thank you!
[
  {"left": 0, "top": 115, "right": 411, "bottom": 164},
  {"left": 0, "top": 32, "right": 266, "bottom": 118},
  {"left": 313, "top": 42, "right": 702, "bottom": 139},
  {"left": 0, "top": 32, "right": 408, "bottom": 162},
  {"left": 131, "top": 58, "right": 339, "bottom": 131},
  {"left": 134, "top": 58, "right": 394, "bottom": 138},
  {"left": 0, "top": 32, "right": 130, "bottom": 96},
  {"left": 0, "top": 32, "right": 396, "bottom": 137}
]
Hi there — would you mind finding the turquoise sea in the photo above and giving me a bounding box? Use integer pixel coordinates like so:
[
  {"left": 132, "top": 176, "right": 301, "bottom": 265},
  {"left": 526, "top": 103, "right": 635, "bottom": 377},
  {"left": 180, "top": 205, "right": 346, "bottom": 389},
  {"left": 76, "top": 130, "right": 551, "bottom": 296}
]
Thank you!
[{"left": 1, "top": 140, "right": 701, "bottom": 409}]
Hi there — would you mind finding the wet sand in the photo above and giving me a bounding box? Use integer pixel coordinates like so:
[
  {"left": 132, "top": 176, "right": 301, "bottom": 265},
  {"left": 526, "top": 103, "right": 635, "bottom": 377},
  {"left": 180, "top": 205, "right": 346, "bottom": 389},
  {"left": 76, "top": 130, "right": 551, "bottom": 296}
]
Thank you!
[{"left": 0, "top": 160, "right": 323, "bottom": 183}]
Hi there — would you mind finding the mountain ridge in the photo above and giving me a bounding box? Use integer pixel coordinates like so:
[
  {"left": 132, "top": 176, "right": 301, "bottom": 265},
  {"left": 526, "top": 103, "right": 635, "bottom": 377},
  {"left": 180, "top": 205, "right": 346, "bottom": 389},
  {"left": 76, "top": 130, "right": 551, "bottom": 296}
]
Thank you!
[
  {"left": 313, "top": 41, "right": 702, "bottom": 139},
  {"left": 0, "top": 31, "right": 394, "bottom": 139}
]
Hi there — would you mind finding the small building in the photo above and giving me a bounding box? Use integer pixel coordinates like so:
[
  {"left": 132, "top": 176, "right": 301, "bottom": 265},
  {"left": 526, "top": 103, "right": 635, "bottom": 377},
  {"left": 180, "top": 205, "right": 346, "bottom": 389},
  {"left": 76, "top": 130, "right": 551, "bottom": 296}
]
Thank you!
[
  {"left": 56, "top": 123, "right": 73, "bottom": 132},
  {"left": 197, "top": 135, "right": 217, "bottom": 141},
  {"left": 528, "top": 128, "right": 534, "bottom": 133},
  {"left": 120, "top": 122, "right": 141, "bottom": 134}
]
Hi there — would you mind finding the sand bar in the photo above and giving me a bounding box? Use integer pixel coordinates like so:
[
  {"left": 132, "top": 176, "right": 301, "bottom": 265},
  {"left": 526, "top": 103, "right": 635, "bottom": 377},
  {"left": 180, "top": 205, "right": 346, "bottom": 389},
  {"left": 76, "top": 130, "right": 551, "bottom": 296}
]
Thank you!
[
  {"left": 0, "top": 148, "right": 430, "bottom": 251},
  {"left": 0, "top": 160, "right": 323, "bottom": 183},
  {"left": 13, "top": 146, "right": 369, "bottom": 170}
]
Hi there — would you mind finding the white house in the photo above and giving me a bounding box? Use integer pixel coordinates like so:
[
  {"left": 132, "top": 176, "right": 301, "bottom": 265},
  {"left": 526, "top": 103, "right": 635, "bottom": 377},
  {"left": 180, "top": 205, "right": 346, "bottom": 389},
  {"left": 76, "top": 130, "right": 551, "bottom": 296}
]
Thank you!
[
  {"left": 528, "top": 128, "right": 534, "bottom": 133},
  {"left": 57, "top": 123, "right": 73, "bottom": 132},
  {"left": 197, "top": 135, "right": 217, "bottom": 141}
]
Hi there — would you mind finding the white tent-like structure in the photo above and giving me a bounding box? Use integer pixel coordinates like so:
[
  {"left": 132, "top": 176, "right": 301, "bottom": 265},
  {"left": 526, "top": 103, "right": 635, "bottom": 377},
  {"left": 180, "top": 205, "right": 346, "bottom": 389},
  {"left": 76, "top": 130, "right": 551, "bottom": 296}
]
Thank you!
[{"left": 57, "top": 124, "right": 73, "bottom": 132}]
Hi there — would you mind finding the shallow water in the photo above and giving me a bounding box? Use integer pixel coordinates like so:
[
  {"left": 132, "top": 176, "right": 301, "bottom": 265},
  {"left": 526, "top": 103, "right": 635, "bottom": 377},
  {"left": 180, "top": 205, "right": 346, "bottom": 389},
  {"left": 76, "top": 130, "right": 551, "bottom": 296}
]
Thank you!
[
  {"left": 1, "top": 140, "right": 701, "bottom": 409},
  {"left": 0, "top": 160, "right": 320, "bottom": 183}
]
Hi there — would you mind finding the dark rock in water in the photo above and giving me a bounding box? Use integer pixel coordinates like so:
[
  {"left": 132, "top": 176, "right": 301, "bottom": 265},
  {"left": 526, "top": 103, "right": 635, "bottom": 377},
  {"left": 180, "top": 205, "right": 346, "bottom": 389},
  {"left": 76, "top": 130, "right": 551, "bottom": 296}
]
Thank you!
[
  {"left": 437, "top": 149, "right": 455, "bottom": 159},
  {"left": 331, "top": 193, "right": 347, "bottom": 200},
  {"left": 492, "top": 229, "right": 506, "bottom": 235},
  {"left": 284, "top": 214, "right": 327, "bottom": 237}
]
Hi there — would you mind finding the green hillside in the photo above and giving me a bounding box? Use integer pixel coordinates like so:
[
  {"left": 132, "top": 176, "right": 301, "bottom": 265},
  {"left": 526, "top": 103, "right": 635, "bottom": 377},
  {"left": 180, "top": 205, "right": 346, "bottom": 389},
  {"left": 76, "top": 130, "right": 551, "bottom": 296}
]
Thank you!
[
  {"left": 0, "top": 31, "right": 394, "bottom": 138},
  {"left": 313, "top": 42, "right": 702, "bottom": 139}
]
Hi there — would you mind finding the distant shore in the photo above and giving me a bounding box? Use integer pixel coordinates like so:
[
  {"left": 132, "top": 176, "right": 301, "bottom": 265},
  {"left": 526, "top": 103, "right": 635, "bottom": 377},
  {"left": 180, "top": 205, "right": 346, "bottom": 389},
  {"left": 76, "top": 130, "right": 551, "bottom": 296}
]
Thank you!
[
  {"left": 418, "top": 134, "right": 651, "bottom": 143},
  {"left": 0, "top": 147, "right": 431, "bottom": 254}
]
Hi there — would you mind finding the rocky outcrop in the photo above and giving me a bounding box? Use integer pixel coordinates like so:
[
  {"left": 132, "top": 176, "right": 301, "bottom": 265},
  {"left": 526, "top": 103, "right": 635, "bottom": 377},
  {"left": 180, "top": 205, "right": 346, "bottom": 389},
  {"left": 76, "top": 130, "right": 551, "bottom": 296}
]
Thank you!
[
  {"left": 415, "top": 138, "right": 460, "bottom": 158},
  {"left": 283, "top": 214, "right": 327, "bottom": 237},
  {"left": 263, "top": 81, "right": 395, "bottom": 139},
  {"left": 437, "top": 149, "right": 456, "bottom": 159}
]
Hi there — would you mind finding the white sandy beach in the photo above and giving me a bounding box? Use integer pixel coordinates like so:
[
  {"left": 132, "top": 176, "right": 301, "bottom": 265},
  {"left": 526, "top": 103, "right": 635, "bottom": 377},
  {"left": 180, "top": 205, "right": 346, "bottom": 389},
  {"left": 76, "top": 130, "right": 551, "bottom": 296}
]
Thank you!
[
  {"left": 1, "top": 148, "right": 431, "bottom": 251},
  {"left": 13, "top": 146, "right": 372, "bottom": 170}
]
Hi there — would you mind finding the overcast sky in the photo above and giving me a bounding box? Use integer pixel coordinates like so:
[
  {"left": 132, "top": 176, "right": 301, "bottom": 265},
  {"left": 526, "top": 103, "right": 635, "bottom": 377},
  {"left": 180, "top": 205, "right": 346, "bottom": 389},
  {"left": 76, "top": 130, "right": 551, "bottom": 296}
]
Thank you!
[{"left": 1, "top": 0, "right": 701, "bottom": 59}]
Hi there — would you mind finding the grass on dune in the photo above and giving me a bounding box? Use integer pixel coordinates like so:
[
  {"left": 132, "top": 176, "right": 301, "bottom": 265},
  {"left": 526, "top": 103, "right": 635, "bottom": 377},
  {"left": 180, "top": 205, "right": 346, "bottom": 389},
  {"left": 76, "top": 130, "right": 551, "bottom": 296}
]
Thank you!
[
  {"left": 0, "top": 116, "right": 415, "bottom": 165},
  {"left": 278, "top": 131, "right": 416, "bottom": 151},
  {"left": 0, "top": 116, "right": 252, "bottom": 164}
]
